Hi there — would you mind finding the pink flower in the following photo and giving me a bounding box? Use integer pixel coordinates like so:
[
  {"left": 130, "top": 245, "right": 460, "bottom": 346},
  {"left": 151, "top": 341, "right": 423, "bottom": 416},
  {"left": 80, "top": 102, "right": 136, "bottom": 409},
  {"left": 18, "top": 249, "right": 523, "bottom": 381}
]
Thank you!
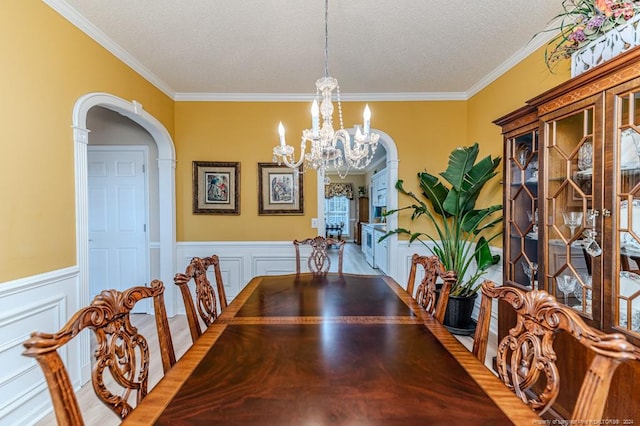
[
  {"left": 620, "top": 2, "right": 636, "bottom": 19},
  {"left": 596, "top": 0, "right": 614, "bottom": 16}
]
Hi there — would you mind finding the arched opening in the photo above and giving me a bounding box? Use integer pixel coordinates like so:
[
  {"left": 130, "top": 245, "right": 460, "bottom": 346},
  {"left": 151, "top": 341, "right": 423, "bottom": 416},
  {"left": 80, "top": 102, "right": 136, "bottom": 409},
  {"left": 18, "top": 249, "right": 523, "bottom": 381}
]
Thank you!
[
  {"left": 72, "top": 92, "right": 176, "bottom": 382},
  {"left": 316, "top": 128, "right": 400, "bottom": 279}
]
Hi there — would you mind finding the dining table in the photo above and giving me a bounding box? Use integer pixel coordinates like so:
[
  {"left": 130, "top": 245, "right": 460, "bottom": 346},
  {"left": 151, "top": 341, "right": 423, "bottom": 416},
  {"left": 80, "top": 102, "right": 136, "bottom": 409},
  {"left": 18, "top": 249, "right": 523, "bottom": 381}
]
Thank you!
[{"left": 123, "top": 273, "right": 540, "bottom": 425}]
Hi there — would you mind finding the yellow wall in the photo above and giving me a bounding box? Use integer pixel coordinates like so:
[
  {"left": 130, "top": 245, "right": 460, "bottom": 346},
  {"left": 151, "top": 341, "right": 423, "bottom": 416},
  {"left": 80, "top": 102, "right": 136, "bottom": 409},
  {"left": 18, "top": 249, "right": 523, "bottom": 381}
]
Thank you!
[
  {"left": 0, "top": 2, "right": 572, "bottom": 282},
  {"left": 0, "top": 2, "right": 174, "bottom": 282},
  {"left": 175, "top": 101, "right": 467, "bottom": 240},
  {"left": 468, "top": 46, "right": 570, "bottom": 159},
  {"left": 175, "top": 102, "right": 318, "bottom": 241}
]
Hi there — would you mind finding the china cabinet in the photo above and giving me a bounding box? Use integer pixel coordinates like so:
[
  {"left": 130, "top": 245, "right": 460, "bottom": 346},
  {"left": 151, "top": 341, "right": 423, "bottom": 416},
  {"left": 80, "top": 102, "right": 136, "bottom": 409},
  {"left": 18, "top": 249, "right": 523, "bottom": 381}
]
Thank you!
[{"left": 495, "top": 47, "right": 640, "bottom": 421}]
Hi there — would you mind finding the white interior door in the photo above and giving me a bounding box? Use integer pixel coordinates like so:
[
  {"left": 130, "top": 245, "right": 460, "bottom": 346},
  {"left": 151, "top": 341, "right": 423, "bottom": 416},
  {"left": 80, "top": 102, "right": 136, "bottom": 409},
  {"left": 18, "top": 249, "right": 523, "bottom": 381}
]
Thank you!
[{"left": 88, "top": 146, "right": 149, "bottom": 313}]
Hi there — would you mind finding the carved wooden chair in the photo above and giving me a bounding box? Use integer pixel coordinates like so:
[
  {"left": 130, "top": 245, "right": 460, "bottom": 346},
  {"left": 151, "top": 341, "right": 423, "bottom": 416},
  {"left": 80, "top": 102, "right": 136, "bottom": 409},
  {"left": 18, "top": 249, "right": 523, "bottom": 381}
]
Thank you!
[
  {"left": 22, "top": 280, "right": 176, "bottom": 424},
  {"left": 294, "top": 236, "right": 345, "bottom": 274},
  {"left": 406, "top": 254, "right": 456, "bottom": 323},
  {"left": 174, "top": 255, "right": 227, "bottom": 343},
  {"left": 473, "top": 280, "right": 638, "bottom": 420}
]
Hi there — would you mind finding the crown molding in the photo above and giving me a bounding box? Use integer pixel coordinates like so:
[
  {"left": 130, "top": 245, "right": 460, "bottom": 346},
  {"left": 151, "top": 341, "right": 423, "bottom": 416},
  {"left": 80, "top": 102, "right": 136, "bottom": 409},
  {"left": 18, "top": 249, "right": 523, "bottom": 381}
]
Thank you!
[
  {"left": 174, "top": 91, "right": 468, "bottom": 102},
  {"left": 466, "top": 25, "right": 558, "bottom": 98},
  {"left": 43, "top": 0, "right": 176, "bottom": 99}
]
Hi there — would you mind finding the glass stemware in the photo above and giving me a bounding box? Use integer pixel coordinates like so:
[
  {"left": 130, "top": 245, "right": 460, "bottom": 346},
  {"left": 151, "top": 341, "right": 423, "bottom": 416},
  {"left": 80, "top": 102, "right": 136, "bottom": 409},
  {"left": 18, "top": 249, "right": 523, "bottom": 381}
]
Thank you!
[
  {"left": 578, "top": 141, "right": 593, "bottom": 171},
  {"left": 516, "top": 144, "right": 530, "bottom": 168},
  {"left": 521, "top": 261, "right": 538, "bottom": 288},
  {"left": 562, "top": 211, "right": 583, "bottom": 237},
  {"left": 527, "top": 209, "right": 539, "bottom": 234},
  {"left": 530, "top": 159, "right": 539, "bottom": 180},
  {"left": 557, "top": 275, "right": 577, "bottom": 305},
  {"left": 574, "top": 274, "right": 593, "bottom": 312}
]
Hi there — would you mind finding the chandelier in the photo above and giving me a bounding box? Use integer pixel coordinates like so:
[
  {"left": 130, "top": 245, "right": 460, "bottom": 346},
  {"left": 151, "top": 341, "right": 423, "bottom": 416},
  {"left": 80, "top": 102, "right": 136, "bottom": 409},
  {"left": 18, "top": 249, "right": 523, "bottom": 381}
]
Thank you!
[{"left": 272, "top": 0, "right": 379, "bottom": 181}]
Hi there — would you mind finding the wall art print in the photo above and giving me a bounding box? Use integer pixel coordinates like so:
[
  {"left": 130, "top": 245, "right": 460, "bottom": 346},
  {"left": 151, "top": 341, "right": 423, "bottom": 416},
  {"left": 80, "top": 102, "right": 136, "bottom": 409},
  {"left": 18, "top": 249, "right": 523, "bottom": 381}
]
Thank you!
[
  {"left": 193, "top": 161, "right": 240, "bottom": 214},
  {"left": 258, "top": 162, "right": 303, "bottom": 215}
]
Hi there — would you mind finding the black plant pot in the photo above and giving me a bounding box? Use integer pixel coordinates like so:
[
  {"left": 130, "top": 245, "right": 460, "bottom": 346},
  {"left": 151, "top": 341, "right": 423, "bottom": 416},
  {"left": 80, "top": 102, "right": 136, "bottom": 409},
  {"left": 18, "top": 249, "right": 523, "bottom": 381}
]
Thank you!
[{"left": 442, "top": 292, "right": 478, "bottom": 336}]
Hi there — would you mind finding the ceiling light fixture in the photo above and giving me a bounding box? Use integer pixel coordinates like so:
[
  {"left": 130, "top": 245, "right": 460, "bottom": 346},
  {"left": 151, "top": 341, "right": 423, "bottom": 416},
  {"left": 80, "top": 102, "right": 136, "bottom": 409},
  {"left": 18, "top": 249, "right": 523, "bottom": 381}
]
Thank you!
[{"left": 272, "top": 0, "right": 379, "bottom": 182}]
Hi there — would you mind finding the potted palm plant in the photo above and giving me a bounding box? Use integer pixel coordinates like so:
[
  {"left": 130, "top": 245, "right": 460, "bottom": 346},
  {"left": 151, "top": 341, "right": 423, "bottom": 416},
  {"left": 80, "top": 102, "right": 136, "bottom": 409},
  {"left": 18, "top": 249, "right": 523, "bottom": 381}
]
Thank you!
[{"left": 382, "top": 143, "right": 503, "bottom": 334}]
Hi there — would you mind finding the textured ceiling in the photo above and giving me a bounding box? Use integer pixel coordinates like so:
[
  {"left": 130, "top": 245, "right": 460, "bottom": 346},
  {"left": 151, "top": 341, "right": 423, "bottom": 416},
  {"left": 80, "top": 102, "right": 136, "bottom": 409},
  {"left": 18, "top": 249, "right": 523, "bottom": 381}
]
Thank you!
[{"left": 53, "top": 0, "right": 562, "bottom": 99}]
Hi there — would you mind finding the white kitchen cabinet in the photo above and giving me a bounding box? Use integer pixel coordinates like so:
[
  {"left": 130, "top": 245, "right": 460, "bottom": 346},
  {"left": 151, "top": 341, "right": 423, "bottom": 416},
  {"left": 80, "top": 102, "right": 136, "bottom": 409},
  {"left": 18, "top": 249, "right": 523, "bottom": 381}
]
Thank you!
[
  {"left": 371, "top": 168, "right": 387, "bottom": 207},
  {"left": 374, "top": 228, "right": 387, "bottom": 274},
  {"left": 361, "top": 224, "right": 375, "bottom": 267}
]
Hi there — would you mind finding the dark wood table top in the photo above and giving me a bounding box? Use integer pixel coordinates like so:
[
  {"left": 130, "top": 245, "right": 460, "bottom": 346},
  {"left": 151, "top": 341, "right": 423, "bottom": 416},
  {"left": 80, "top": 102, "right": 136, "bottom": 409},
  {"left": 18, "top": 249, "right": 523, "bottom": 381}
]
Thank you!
[{"left": 123, "top": 273, "right": 540, "bottom": 425}]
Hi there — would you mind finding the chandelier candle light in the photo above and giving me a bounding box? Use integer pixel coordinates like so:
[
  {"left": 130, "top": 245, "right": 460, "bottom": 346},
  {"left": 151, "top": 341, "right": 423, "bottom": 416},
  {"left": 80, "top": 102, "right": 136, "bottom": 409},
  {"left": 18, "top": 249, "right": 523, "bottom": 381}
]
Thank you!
[{"left": 273, "top": 0, "right": 379, "bottom": 181}]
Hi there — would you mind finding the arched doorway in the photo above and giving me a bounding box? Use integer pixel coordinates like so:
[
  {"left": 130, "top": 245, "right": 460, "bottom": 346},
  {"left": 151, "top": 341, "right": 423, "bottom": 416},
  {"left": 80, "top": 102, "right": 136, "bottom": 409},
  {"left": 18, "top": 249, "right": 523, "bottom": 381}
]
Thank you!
[
  {"left": 316, "top": 128, "right": 400, "bottom": 280},
  {"left": 72, "top": 92, "right": 176, "bottom": 382}
]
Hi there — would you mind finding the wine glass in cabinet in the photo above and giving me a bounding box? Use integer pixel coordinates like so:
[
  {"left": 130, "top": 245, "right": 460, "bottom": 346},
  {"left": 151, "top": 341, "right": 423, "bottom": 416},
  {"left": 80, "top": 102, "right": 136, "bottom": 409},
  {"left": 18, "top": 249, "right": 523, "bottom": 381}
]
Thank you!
[
  {"left": 541, "top": 104, "right": 598, "bottom": 325},
  {"left": 496, "top": 106, "right": 540, "bottom": 291},
  {"left": 610, "top": 86, "right": 640, "bottom": 337}
]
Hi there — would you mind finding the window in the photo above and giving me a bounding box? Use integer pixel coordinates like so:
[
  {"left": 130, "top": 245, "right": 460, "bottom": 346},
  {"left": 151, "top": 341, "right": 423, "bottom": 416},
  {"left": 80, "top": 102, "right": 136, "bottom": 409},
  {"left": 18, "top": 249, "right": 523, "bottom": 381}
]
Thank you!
[{"left": 325, "top": 196, "right": 350, "bottom": 236}]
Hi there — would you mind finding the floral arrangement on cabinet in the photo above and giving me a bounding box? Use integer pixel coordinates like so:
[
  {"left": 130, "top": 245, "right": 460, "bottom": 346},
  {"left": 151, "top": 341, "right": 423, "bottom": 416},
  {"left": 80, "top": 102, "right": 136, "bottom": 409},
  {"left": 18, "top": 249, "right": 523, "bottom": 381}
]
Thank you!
[{"left": 544, "top": 0, "right": 640, "bottom": 68}]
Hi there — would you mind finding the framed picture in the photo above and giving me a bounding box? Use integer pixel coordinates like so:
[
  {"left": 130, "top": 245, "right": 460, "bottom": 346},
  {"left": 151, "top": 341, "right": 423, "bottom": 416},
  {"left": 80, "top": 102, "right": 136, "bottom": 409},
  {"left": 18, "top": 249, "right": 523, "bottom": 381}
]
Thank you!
[
  {"left": 193, "top": 161, "right": 240, "bottom": 214},
  {"left": 258, "top": 162, "right": 303, "bottom": 215}
]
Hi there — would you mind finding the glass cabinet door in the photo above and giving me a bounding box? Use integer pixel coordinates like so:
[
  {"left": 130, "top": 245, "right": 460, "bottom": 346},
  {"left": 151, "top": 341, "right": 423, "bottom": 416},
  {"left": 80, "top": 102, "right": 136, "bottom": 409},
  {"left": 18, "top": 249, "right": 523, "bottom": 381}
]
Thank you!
[
  {"left": 613, "top": 90, "right": 640, "bottom": 337},
  {"left": 544, "top": 106, "right": 598, "bottom": 321},
  {"left": 506, "top": 130, "right": 539, "bottom": 289}
]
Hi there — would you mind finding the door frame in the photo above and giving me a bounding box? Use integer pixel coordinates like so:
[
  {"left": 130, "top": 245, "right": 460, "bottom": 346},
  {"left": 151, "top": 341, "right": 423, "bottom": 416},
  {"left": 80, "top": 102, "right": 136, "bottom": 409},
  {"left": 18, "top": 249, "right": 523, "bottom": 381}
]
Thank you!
[
  {"left": 87, "top": 145, "right": 151, "bottom": 312},
  {"left": 73, "top": 92, "right": 176, "bottom": 383}
]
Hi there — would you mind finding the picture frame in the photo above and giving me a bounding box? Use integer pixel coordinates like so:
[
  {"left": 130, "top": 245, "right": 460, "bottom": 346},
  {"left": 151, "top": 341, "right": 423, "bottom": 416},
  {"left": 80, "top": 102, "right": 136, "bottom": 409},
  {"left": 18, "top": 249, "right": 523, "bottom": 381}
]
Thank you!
[
  {"left": 258, "top": 162, "right": 304, "bottom": 215},
  {"left": 193, "top": 161, "right": 240, "bottom": 215}
]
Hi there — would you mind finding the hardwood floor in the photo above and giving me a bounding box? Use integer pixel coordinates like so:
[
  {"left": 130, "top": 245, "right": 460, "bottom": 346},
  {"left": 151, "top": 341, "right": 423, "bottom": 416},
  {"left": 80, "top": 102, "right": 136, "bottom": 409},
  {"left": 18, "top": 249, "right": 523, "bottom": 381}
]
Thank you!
[
  {"left": 330, "top": 241, "right": 381, "bottom": 275},
  {"left": 35, "top": 242, "right": 497, "bottom": 425}
]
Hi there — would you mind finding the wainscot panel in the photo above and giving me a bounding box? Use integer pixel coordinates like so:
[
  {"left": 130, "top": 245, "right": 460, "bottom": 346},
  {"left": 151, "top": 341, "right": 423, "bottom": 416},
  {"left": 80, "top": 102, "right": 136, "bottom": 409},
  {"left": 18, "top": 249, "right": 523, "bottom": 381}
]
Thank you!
[
  {"left": 175, "top": 241, "right": 299, "bottom": 315},
  {"left": 0, "top": 267, "right": 80, "bottom": 426}
]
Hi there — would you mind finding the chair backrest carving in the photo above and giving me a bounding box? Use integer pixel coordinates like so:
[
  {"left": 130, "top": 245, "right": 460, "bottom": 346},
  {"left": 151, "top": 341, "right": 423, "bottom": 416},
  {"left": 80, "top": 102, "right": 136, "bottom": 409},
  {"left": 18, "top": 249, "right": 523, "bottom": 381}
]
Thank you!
[
  {"left": 22, "top": 280, "right": 175, "bottom": 424},
  {"left": 293, "top": 236, "right": 345, "bottom": 274},
  {"left": 407, "top": 254, "right": 456, "bottom": 323},
  {"left": 473, "top": 280, "right": 638, "bottom": 420},
  {"left": 174, "top": 255, "right": 226, "bottom": 343},
  {"left": 203, "top": 255, "right": 228, "bottom": 312}
]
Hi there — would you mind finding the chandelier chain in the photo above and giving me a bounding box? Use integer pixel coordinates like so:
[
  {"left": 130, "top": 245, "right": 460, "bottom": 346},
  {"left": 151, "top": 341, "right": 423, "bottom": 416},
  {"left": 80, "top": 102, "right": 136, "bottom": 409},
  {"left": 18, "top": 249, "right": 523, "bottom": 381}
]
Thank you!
[
  {"left": 324, "top": 0, "right": 329, "bottom": 78},
  {"left": 337, "top": 84, "right": 344, "bottom": 129}
]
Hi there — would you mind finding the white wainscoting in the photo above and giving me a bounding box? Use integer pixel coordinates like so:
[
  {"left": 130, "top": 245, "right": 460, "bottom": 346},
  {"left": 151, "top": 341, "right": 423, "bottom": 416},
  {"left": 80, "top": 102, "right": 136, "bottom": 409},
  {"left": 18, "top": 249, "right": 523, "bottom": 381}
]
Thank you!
[
  {"left": 0, "top": 267, "right": 80, "bottom": 426},
  {"left": 176, "top": 240, "right": 503, "bottom": 336},
  {"left": 175, "top": 241, "right": 302, "bottom": 314}
]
